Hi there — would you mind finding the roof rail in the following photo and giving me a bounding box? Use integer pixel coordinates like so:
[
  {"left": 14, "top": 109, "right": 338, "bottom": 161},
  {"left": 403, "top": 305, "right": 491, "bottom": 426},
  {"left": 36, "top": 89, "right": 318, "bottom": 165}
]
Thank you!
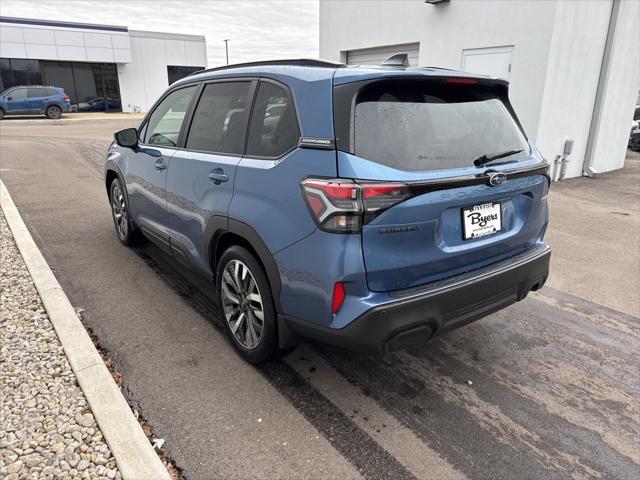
[{"left": 187, "top": 58, "right": 345, "bottom": 77}]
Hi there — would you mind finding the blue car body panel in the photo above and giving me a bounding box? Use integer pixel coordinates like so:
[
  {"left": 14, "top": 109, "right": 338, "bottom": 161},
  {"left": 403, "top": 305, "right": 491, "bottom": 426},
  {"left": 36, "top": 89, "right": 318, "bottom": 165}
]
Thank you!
[{"left": 105, "top": 61, "right": 551, "bottom": 353}]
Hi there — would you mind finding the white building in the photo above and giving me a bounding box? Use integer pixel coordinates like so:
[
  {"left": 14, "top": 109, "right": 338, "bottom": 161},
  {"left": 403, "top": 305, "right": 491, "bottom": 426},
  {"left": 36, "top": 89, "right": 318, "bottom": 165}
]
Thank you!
[
  {"left": 0, "top": 17, "right": 208, "bottom": 113},
  {"left": 319, "top": 0, "right": 639, "bottom": 178}
]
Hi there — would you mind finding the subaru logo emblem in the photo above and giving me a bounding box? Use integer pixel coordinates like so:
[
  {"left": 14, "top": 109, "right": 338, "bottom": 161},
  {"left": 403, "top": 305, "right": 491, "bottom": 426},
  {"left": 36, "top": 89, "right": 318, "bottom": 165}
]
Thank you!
[{"left": 489, "top": 172, "right": 507, "bottom": 186}]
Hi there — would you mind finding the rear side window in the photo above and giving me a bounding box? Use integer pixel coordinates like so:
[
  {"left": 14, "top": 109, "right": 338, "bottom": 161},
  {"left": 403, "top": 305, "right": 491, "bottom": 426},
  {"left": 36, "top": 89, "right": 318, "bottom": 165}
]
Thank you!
[
  {"left": 144, "top": 86, "right": 197, "bottom": 147},
  {"left": 246, "top": 82, "right": 298, "bottom": 158},
  {"left": 28, "top": 88, "right": 45, "bottom": 98},
  {"left": 186, "top": 82, "right": 251, "bottom": 155},
  {"left": 353, "top": 80, "right": 529, "bottom": 171}
]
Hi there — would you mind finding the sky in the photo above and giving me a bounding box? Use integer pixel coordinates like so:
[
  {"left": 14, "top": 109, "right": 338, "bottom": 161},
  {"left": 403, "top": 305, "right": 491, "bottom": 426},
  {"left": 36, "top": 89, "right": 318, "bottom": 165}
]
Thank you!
[{"left": 0, "top": 0, "right": 320, "bottom": 67}]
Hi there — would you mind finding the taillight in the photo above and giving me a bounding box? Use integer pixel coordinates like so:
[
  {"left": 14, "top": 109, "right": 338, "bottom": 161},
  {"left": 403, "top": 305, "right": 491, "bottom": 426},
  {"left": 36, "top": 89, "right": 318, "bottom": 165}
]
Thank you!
[
  {"left": 301, "top": 178, "right": 412, "bottom": 233},
  {"left": 361, "top": 183, "right": 412, "bottom": 213},
  {"left": 63, "top": 95, "right": 70, "bottom": 101}
]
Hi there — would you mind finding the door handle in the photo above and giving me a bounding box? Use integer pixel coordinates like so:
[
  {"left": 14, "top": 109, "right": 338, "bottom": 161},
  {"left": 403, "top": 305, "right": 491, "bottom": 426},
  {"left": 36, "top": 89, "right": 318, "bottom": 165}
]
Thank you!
[
  {"left": 208, "top": 168, "right": 228, "bottom": 185},
  {"left": 154, "top": 159, "right": 167, "bottom": 171}
]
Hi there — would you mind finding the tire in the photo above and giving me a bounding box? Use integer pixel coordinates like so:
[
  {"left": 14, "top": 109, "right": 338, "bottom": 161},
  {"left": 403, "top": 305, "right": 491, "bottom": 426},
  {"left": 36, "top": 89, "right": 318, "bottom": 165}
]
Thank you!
[
  {"left": 45, "top": 105, "right": 62, "bottom": 119},
  {"left": 0, "top": 109, "right": 4, "bottom": 120},
  {"left": 109, "top": 178, "right": 144, "bottom": 246},
  {"left": 216, "top": 246, "right": 279, "bottom": 364}
]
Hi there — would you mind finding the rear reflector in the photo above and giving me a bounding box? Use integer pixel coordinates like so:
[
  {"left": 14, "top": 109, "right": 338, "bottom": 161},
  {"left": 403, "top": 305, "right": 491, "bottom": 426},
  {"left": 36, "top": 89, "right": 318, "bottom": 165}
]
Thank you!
[{"left": 332, "top": 281, "right": 346, "bottom": 314}]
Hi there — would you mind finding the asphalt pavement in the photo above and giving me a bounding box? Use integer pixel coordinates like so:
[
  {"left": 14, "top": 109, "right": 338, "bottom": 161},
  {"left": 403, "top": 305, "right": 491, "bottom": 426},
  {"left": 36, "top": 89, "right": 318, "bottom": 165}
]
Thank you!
[{"left": 1, "top": 119, "right": 638, "bottom": 480}]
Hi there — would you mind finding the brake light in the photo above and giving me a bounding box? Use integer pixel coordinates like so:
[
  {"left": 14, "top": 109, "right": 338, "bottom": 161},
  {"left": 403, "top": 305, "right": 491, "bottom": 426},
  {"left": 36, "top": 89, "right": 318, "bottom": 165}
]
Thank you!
[
  {"left": 332, "top": 282, "right": 346, "bottom": 314},
  {"left": 63, "top": 95, "right": 70, "bottom": 101},
  {"left": 301, "top": 178, "right": 412, "bottom": 233},
  {"left": 443, "top": 77, "right": 478, "bottom": 85}
]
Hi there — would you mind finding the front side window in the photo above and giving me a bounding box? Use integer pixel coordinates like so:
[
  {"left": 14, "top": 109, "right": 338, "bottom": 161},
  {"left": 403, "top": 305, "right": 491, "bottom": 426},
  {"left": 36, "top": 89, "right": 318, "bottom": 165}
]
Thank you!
[
  {"left": 144, "top": 86, "right": 197, "bottom": 147},
  {"left": 186, "top": 82, "right": 251, "bottom": 154},
  {"left": 8, "top": 88, "right": 27, "bottom": 99},
  {"left": 246, "top": 82, "right": 298, "bottom": 158},
  {"left": 353, "top": 80, "right": 529, "bottom": 171}
]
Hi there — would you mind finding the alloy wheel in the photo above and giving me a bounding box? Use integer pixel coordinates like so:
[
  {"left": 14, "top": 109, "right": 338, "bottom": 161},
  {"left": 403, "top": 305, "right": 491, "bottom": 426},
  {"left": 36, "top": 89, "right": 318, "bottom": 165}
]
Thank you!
[
  {"left": 221, "top": 259, "right": 265, "bottom": 349},
  {"left": 48, "top": 107, "right": 61, "bottom": 119},
  {"left": 111, "top": 184, "right": 129, "bottom": 240}
]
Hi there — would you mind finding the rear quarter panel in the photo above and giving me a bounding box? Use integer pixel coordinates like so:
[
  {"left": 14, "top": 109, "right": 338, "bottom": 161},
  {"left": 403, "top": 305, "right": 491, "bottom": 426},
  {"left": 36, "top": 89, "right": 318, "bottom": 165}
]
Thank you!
[{"left": 228, "top": 71, "right": 337, "bottom": 254}]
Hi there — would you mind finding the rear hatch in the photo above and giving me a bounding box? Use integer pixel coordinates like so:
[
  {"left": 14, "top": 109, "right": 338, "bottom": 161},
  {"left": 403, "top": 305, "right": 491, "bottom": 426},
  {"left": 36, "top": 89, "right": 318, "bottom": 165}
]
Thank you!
[{"left": 333, "top": 76, "right": 549, "bottom": 292}]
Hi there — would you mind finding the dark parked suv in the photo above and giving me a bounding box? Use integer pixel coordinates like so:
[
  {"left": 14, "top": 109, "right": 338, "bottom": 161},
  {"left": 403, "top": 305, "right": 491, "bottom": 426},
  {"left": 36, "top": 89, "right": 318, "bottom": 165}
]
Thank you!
[
  {"left": 0, "top": 86, "right": 71, "bottom": 119},
  {"left": 105, "top": 58, "right": 551, "bottom": 363}
]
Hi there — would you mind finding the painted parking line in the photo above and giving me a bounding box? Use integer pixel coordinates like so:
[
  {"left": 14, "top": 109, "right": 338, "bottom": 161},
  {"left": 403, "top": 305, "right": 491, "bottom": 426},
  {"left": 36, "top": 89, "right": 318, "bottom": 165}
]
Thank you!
[{"left": 285, "top": 344, "right": 466, "bottom": 480}]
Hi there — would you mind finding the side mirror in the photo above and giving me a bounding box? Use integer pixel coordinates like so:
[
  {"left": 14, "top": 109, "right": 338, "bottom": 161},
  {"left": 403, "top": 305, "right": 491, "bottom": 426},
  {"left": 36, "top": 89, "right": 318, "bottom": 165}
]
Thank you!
[
  {"left": 114, "top": 128, "right": 138, "bottom": 149},
  {"left": 7, "top": 97, "right": 13, "bottom": 101}
]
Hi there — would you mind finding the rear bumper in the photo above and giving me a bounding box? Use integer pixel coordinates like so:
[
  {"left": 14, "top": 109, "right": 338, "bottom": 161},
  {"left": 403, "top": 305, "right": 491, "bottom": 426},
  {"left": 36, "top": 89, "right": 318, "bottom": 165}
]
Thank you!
[{"left": 284, "top": 244, "right": 550, "bottom": 355}]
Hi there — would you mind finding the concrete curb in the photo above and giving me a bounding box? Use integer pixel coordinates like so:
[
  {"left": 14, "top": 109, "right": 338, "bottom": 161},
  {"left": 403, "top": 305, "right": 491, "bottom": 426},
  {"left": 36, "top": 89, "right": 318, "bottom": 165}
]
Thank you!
[{"left": 0, "top": 180, "right": 170, "bottom": 480}]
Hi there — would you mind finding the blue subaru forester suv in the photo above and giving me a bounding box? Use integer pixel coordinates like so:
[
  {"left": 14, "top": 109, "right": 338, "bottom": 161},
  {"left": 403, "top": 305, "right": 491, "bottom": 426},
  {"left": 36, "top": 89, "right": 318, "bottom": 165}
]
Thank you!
[
  {"left": 0, "top": 85, "right": 71, "bottom": 119},
  {"left": 105, "top": 58, "right": 550, "bottom": 363}
]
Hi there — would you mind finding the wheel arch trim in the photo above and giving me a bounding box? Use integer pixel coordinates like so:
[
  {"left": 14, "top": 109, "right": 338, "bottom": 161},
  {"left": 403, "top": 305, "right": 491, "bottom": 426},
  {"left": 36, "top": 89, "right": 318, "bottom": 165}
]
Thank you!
[
  {"left": 205, "top": 217, "right": 282, "bottom": 311},
  {"left": 204, "top": 216, "right": 297, "bottom": 348},
  {"left": 104, "top": 162, "right": 131, "bottom": 213}
]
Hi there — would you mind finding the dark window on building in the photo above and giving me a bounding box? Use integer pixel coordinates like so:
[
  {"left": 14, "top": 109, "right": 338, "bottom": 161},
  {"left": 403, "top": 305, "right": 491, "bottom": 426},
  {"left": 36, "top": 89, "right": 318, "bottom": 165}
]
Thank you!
[
  {"left": 144, "top": 86, "right": 197, "bottom": 147},
  {"left": 167, "top": 65, "right": 205, "bottom": 85},
  {"left": 40, "top": 61, "right": 74, "bottom": 100},
  {"left": 0, "top": 58, "right": 120, "bottom": 111},
  {"left": 73, "top": 63, "right": 99, "bottom": 107},
  {"left": 0, "top": 58, "right": 12, "bottom": 92},
  {"left": 186, "top": 82, "right": 251, "bottom": 155},
  {"left": 0, "top": 58, "right": 42, "bottom": 91},
  {"left": 11, "top": 59, "right": 42, "bottom": 86},
  {"left": 40, "top": 61, "right": 121, "bottom": 112},
  {"left": 246, "top": 82, "right": 299, "bottom": 158}
]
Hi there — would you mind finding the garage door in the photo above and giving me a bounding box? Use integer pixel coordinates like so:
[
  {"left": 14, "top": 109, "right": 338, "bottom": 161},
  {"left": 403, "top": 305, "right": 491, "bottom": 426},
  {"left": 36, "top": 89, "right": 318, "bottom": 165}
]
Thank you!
[
  {"left": 345, "top": 43, "right": 420, "bottom": 66},
  {"left": 462, "top": 46, "right": 513, "bottom": 81}
]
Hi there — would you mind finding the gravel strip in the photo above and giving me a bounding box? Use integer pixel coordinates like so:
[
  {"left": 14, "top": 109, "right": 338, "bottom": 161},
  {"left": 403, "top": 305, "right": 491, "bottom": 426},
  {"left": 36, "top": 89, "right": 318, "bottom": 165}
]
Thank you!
[{"left": 0, "top": 210, "right": 121, "bottom": 480}]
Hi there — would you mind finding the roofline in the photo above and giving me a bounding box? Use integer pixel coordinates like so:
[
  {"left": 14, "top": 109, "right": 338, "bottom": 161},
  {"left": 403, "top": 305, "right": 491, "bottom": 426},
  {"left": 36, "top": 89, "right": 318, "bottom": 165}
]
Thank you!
[
  {"left": 188, "top": 59, "right": 345, "bottom": 77},
  {"left": 2, "top": 85, "right": 63, "bottom": 89},
  {"left": 128, "top": 29, "right": 205, "bottom": 42},
  {"left": 0, "top": 16, "right": 128, "bottom": 33}
]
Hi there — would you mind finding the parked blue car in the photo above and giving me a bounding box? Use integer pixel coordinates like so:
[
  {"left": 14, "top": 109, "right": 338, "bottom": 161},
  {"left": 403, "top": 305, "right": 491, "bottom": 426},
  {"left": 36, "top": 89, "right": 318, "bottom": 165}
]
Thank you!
[
  {"left": 0, "top": 85, "right": 71, "bottom": 119},
  {"left": 105, "top": 58, "right": 551, "bottom": 363}
]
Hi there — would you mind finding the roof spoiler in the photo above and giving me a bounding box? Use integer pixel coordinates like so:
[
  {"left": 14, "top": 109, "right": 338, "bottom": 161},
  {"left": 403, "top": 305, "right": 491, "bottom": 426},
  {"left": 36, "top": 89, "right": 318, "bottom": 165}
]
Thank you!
[{"left": 382, "top": 53, "right": 410, "bottom": 67}]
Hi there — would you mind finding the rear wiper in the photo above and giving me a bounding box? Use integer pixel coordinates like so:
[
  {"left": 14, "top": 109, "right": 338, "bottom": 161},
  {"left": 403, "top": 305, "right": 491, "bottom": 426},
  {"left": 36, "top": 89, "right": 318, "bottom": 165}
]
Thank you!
[{"left": 473, "top": 149, "right": 524, "bottom": 167}]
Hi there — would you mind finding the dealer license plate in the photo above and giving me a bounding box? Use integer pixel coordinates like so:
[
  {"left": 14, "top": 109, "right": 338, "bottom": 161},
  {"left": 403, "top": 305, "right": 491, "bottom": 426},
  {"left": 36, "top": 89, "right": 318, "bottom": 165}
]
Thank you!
[{"left": 462, "top": 202, "right": 502, "bottom": 240}]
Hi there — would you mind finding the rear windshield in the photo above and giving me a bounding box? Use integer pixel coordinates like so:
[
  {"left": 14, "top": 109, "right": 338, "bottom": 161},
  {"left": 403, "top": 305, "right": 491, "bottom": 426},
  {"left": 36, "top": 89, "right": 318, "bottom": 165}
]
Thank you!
[{"left": 353, "top": 80, "right": 530, "bottom": 171}]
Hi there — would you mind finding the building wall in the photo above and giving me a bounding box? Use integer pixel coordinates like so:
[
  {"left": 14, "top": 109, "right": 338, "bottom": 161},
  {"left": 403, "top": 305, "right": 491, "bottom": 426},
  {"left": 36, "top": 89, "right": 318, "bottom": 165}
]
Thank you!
[
  {"left": 0, "top": 19, "right": 132, "bottom": 63},
  {"left": 319, "top": 0, "right": 558, "bottom": 141},
  {"left": 117, "top": 30, "right": 207, "bottom": 113},
  {"left": 319, "top": 0, "right": 640, "bottom": 178},
  {"left": 535, "top": 0, "right": 611, "bottom": 179},
  {"left": 587, "top": 0, "right": 640, "bottom": 175},
  {"left": 0, "top": 18, "right": 208, "bottom": 114}
]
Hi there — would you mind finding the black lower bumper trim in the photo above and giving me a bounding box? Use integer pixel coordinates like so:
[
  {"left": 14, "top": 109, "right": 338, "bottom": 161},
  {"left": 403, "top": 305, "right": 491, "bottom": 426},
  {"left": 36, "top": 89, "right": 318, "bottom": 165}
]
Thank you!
[{"left": 283, "top": 245, "right": 551, "bottom": 355}]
